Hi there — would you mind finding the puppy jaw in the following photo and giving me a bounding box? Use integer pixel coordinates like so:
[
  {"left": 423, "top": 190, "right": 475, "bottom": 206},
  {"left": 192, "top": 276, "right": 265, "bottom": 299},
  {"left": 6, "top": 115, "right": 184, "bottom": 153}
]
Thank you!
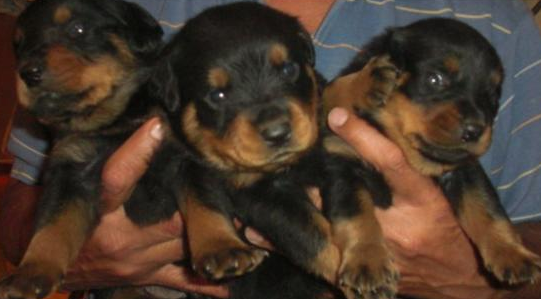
[
  {"left": 182, "top": 96, "right": 317, "bottom": 172},
  {"left": 378, "top": 93, "right": 492, "bottom": 175}
]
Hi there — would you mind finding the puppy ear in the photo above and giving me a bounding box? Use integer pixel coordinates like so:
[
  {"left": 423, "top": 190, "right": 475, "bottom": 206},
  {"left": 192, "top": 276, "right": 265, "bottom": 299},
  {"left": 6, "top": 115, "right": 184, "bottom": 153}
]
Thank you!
[
  {"left": 100, "top": 0, "right": 163, "bottom": 59},
  {"left": 150, "top": 60, "right": 181, "bottom": 113},
  {"left": 387, "top": 28, "right": 409, "bottom": 70},
  {"left": 298, "top": 28, "right": 315, "bottom": 66}
]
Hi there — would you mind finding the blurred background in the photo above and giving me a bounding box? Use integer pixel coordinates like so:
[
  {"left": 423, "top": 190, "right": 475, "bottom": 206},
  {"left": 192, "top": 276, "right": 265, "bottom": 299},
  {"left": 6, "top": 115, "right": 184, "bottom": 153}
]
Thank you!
[{"left": 1, "top": 0, "right": 541, "bottom": 296}]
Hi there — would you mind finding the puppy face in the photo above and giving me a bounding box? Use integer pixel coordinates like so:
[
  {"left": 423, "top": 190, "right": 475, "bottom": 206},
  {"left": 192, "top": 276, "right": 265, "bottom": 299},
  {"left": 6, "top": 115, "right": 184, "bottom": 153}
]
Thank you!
[
  {"left": 13, "top": 0, "right": 162, "bottom": 131},
  {"left": 164, "top": 3, "right": 319, "bottom": 172},
  {"left": 327, "top": 18, "right": 503, "bottom": 175}
]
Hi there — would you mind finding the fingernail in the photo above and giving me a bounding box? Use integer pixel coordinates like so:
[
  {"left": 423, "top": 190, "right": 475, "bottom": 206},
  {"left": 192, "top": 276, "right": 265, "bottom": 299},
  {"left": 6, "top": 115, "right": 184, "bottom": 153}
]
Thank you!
[
  {"left": 245, "top": 228, "right": 265, "bottom": 244},
  {"left": 150, "top": 121, "right": 164, "bottom": 140},
  {"left": 328, "top": 108, "right": 349, "bottom": 127}
]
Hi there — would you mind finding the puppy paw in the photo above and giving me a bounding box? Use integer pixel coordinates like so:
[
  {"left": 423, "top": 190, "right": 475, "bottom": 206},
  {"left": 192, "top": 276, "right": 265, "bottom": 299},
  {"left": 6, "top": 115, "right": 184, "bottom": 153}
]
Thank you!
[
  {"left": 193, "top": 247, "right": 268, "bottom": 280},
  {"left": 366, "top": 55, "right": 400, "bottom": 106},
  {"left": 338, "top": 243, "right": 399, "bottom": 299},
  {"left": 0, "top": 264, "right": 61, "bottom": 299},
  {"left": 482, "top": 242, "right": 541, "bottom": 285}
]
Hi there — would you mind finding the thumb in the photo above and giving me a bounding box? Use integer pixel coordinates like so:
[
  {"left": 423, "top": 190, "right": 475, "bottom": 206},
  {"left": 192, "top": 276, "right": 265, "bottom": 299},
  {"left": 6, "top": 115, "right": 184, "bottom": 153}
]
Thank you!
[
  {"left": 101, "top": 117, "right": 164, "bottom": 212},
  {"left": 327, "top": 107, "right": 440, "bottom": 205}
]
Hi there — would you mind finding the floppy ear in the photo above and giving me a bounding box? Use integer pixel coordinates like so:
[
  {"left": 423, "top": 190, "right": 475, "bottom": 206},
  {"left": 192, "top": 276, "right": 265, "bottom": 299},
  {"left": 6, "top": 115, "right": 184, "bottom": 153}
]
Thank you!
[
  {"left": 386, "top": 27, "right": 410, "bottom": 70},
  {"left": 298, "top": 28, "right": 315, "bottom": 66},
  {"left": 150, "top": 59, "right": 181, "bottom": 113},
  {"left": 100, "top": 0, "right": 164, "bottom": 59}
]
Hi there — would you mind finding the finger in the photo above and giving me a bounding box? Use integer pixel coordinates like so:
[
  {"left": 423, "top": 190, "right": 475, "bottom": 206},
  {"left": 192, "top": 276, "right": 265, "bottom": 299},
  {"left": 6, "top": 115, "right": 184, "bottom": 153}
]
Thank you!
[
  {"left": 64, "top": 239, "right": 185, "bottom": 289},
  {"left": 244, "top": 227, "right": 274, "bottom": 250},
  {"left": 327, "top": 107, "right": 440, "bottom": 204},
  {"left": 101, "top": 117, "right": 164, "bottom": 212},
  {"left": 90, "top": 209, "right": 183, "bottom": 252},
  {"left": 147, "top": 264, "right": 229, "bottom": 298}
]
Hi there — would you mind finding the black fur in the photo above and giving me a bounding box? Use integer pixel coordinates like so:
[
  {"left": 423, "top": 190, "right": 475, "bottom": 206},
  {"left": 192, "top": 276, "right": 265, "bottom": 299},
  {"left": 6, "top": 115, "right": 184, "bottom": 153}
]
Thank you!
[
  {"left": 324, "top": 17, "right": 541, "bottom": 288},
  {"left": 156, "top": 3, "right": 399, "bottom": 299},
  {"left": 0, "top": 1, "right": 187, "bottom": 298}
]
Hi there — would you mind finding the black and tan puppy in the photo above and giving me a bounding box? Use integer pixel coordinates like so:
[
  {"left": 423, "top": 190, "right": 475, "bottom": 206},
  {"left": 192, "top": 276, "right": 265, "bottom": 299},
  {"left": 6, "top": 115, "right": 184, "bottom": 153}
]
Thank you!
[
  {"left": 157, "top": 3, "right": 398, "bottom": 299},
  {"left": 0, "top": 0, "right": 185, "bottom": 298},
  {"left": 323, "top": 18, "right": 541, "bottom": 287},
  {"left": 158, "top": 0, "right": 327, "bottom": 282}
]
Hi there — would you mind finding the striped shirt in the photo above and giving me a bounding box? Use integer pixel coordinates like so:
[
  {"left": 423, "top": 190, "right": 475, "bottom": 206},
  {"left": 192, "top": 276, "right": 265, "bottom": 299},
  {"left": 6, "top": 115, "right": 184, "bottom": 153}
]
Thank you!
[{"left": 8, "top": 0, "right": 541, "bottom": 222}]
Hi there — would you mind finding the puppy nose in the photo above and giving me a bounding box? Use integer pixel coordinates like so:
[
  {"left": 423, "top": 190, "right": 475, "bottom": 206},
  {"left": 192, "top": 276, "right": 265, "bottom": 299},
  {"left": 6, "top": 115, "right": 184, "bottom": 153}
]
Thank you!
[
  {"left": 461, "top": 123, "right": 485, "bottom": 142},
  {"left": 19, "top": 63, "right": 43, "bottom": 87},
  {"left": 261, "top": 122, "right": 291, "bottom": 146}
]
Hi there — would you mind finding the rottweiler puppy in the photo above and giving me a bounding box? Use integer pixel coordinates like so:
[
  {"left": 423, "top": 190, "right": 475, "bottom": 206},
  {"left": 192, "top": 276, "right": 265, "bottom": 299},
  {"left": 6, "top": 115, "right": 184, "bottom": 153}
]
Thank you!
[
  {"left": 0, "top": 0, "right": 186, "bottom": 298},
  {"left": 157, "top": 2, "right": 397, "bottom": 299},
  {"left": 323, "top": 17, "right": 541, "bottom": 287}
]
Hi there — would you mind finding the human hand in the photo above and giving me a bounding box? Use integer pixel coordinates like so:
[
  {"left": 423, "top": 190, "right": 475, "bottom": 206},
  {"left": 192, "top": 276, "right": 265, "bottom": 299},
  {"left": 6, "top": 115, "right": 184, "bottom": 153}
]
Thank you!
[
  {"left": 62, "top": 117, "right": 228, "bottom": 298},
  {"left": 327, "top": 107, "right": 502, "bottom": 299}
]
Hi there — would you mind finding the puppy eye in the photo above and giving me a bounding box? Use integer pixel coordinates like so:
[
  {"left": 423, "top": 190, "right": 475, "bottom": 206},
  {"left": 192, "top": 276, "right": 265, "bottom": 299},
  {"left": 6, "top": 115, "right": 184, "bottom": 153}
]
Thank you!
[
  {"left": 67, "top": 22, "right": 85, "bottom": 38},
  {"left": 281, "top": 61, "right": 300, "bottom": 81},
  {"left": 209, "top": 89, "right": 227, "bottom": 103},
  {"left": 426, "top": 72, "right": 449, "bottom": 88}
]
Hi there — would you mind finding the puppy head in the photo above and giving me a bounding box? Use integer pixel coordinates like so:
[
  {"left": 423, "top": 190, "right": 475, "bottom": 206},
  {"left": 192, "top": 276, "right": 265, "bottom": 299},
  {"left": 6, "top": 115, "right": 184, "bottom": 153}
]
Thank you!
[
  {"left": 161, "top": 2, "right": 319, "bottom": 172},
  {"left": 330, "top": 18, "right": 503, "bottom": 175},
  {"left": 13, "top": 0, "right": 163, "bottom": 131}
]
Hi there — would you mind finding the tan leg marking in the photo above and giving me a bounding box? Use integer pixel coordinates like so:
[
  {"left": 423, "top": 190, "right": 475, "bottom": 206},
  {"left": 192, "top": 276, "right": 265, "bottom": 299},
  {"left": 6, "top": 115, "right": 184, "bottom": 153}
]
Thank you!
[
  {"left": 183, "top": 193, "right": 267, "bottom": 280},
  {"left": 459, "top": 189, "right": 541, "bottom": 284},
  {"left": 307, "top": 211, "right": 340, "bottom": 284},
  {"left": 333, "top": 189, "right": 398, "bottom": 299},
  {"left": 0, "top": 200, "right": 93, "bottom": 299}
]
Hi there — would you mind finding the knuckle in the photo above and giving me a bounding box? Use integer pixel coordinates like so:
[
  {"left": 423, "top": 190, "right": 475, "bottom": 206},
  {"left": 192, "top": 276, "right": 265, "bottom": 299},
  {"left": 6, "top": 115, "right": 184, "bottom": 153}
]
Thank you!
[
  {"left": 110, "top": 264, "right": 139, "bottom": 279},
  {"left": 93, "top": 229, "right": 129, "bottom": 258},
  {"left": 394, "top": 234, "right": 427, "bottom": 258},
  {"left": 380, "top": 147, "right": 408, "bottom": 172},
  {"left": 102, "top": 164, "right": 128, "bottom": 195}
]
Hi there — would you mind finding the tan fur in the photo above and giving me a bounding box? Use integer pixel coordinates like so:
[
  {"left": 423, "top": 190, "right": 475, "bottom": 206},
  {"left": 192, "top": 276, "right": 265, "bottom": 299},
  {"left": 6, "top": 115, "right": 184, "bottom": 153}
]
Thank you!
[
  {"left": 322, "top": 55, "right": 495, "bottom": 176},
  {"left": 45, "top": 45, "right": 87, "bottom": 92},
  {"left": 308, "top": 211, "right": 340, "bottom": 283},
  {"left": 18, "top": 200, "right": 93, "bottom": 293},
  {"left": 182, "top": 97, "right": 317, "bottom": 172},
  {"left": 50, "top": 136, "right": 97, "bottom": 164},
  {"left": 208, "top": 67, "right": 230, "bottom": 89},
  {"left": 377, "top": 93, "right": 455, "bottom": 175},
  {"left": 458, "top": 189, "right": 541, "bottom": 284},
  {"left": 491, "top": 70, "right": 504, "bottom": 86},
  {"left": 444, "top": 56, "right": 460, "bottom": 73},
  {"left": 108, "top": 34, "right": 136, "bottom": 65},
  {"left": 230, "top": 172, "right": 264, "bottom": 189},
  {"left": 333, "top": 189, "right": 398, "bottom": 295},
  {"left": 268, "top": 43, "right": 288, "bottom": 66},
  {"left": 322, "top": 135, "right": 358, "bottom": 160},
  {"left": 53, "top": 5, "right": 71, "bottom": 25},
  {"left": 183, "top": 192, "right": 266, "bottom": 279}
]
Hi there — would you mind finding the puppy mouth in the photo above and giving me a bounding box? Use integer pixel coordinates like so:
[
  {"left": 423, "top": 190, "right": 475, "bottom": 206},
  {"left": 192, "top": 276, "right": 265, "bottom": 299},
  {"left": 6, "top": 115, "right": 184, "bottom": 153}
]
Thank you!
[
  {"left": 32, "top": 88, "right": 93, "bottom": 123},
  {"left": 243, "top": 148, "right": 305, "bottom": 172},
  {"left": 271, "top": 150, "right": 299, "bottom": 163},
  {"left": 414, "top": 135, "right": 473, "bottom": 164}
]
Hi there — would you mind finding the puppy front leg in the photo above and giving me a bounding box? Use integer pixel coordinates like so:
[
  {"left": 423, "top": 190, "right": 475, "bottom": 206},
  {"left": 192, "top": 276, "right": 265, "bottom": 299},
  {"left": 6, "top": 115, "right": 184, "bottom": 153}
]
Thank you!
[
  {"left": 182, "top": 190, "right": 267, "bottom": 280},
  {"left": 0, "top": 165, "right": 100, "bottom": 299},
  {"left": 441, "top": 162, "right": 541, "bottom": 285},
  {"left": 322, "top": 159, "right": 398, "bottom": 299},
  {"left": 234, "top": 180, "right": 340, "bottom": 284}
]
